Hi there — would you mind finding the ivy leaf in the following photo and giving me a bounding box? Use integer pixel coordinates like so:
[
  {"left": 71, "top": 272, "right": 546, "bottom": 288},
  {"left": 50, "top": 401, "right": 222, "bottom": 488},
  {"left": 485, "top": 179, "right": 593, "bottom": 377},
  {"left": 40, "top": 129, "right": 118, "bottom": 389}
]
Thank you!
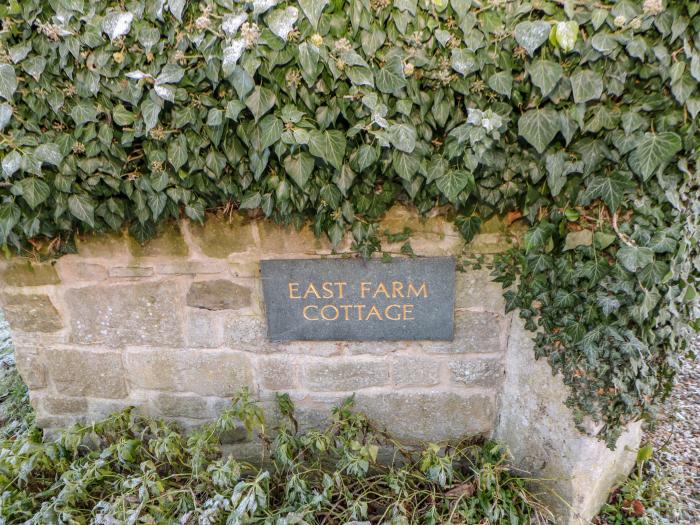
[
  {"left": 0, "top": 65, "right": 16, "bottom": 101},
  {"left": 298, "top": 0, "right": 327, "bottom": 29},
  {"left": 451, "top": 48, "right": 478, "bottom": 76},
  {"left": 617, "top": 245, "right": 654, "bottom": 272},
  {"left": 148, "top": 192, "right": 167, "bottom": 219},
  {"left": 0, "top": 202, "right": 20, "bottom": 243},
  {"left": 141, "top": 98, "right": 160, "bottom": 131},
  {"left": 16, "top": 178, "right": 50, "bottom": 209},
  {"left": 436, "top": 170, "right": 474, "bottom": 202},
  {"left": 580, "top": 174, "right": 635, "bottom": 212},
  {"left": 333, "top": 164, "right": 356, "bottom": 196},
  {"left": 375, "top": 57, "right": 406, "bottom": 93},
  {"left": 514, "top": 21, "right": 551, "bottom": 56},
  {"left": 70, "top": 102, "right": 98, "bottom": 126},
  {"left": 523, "top": 220, "right": 555, "bottom": 253},
  {"left": 487, "top": 71, "right": 512, "bottom": 97},
  {"left": 627, "top": 132, "right": 682, "bottom": 180},
  {"left": 528, "top": 60, "right": 563, "bottom": 97},
  {"left": 240, "top": 191, "right": 262, "bottom": 210},
  {"left": 570, "top": 70, "right": 603, "bottom": 103},
  {"left": 102, "top": 11, "right": 134, "bottom": 41},
  {"left": 456, "top": 215, "right": 481, "bottom": 243},
  {"left": 387, "top": 123, "right": 417, "bottom": 153},
  {"left": 284, "top": 152, "right": 315, "bottom": 188},
  {"left": 564, "top": 230, "right": 593, "bottom": 251},
  {"left": 518, "top": 108, "right": 560, "bottom": 154},
  {"left": 68, "top": 194, "right": 95, "bottom": 227},
  {"left": 113, "top": 104, "right": 135, "bottom": 126},
  {"left": 34, "top": 144, "right": 63, "bottom": 166},
  {"left": 168, "top": 134, "right": 188, "bottom": 171},
  {"left": 246, "top": 86, "right": 276, "bottom": 122},
  {"left": 308, "top": 130, "right": 346, "bottom": 169}
]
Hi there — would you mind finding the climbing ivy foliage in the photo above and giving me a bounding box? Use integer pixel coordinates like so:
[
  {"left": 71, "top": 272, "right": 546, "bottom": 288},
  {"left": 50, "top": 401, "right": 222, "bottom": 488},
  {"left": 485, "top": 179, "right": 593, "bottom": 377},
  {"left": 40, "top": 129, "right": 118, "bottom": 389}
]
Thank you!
[{"left": 0, "top": 0, "right": 698, "bottom": 445}]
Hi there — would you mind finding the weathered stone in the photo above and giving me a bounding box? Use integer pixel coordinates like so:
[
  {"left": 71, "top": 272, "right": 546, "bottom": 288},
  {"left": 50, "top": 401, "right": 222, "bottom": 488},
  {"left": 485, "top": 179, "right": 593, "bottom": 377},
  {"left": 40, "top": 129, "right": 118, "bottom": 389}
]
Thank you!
[
  {"left": 56, "top": 260, "right": 108, "bottom": 281},
  {"left": 495, "top": 317, "right": 642, "bottom": 525},
  {"left": 187, "top": 280, "right": 252, "bottom": 311},
  {"left": 36, "top": 395, "right": 88, "bottom": 415},
  {"left": 108, "top": 266, "right": 154, "bottom": 278},
  {"left": 75, "top": 232, "right": 129, "bottom": 258},
  {"left": 124, "top": 348, "right": 253, "bottom": 397},
  {"left": 258, "top": 222, "right": 332, "bottom": 255},
  {"left": 186, "top": 309, "right": 223, "bottom": 348},
  {"left": 158, "top": 261, "right": 228, "bottom": 275},
  {"left": 0, "top": 261, "right": 60, "bottom": 287},
  {"left": 258, "top": 356, "right": 298, "bottom": 390},
  {"left": 14, "top": 347, "right": 47, "bottom": 388},
  {"left": 189, "top": 214, "right": 256, "bottom": 258},
  {"left": 455, "top": 270, "right": 506, "bottom": 313},
  {"left": 449, "top": 358, "right": 504, "bottom": 386},
  {"left": 47, "top": 348, "right": 127, "bottom": 399},
  {"left": 391, "top": 356, "right": 441, "bottom": 387},
  {"left": 229, "top": 262, "right": 260, "bottom": 278},
  {"left": 426, "top": 311, "right": 505, "bottom": 354},
  {"left": 128, "top": 222, "right": 188, "bottom": 257},
  {"left": 464, "top": 233, "right": 513, "bottom": 254},
  {"left": 1, "top": 293, "right": 63, "bottom": 332},
  {"left": 65, "top": 282, "right": 183, "bottom": 347},
  {"left": 345, "top": 341, "right": 407, "bottom": 355},
  {"left": 223, "top": 315, "right": 266, "bottom": 345},
  {"left": 356, "top": 390, "right": 495, "bottom": 443},
  {"left": 301, "top": 359, "right": 390, "bottom": 391},
  {"left": 88, "top": 399, "right": 140, "bottom": 419},
  {"left": 154, "top": 393, "right": 212, "bottom": 419}
]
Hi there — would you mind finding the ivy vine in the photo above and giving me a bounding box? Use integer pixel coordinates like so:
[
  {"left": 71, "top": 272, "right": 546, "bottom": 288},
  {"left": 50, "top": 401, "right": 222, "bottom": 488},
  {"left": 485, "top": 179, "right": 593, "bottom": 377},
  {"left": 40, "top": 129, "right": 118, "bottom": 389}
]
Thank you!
[{"left": 0, "top": 0, "right": 698, "bottom": 446}]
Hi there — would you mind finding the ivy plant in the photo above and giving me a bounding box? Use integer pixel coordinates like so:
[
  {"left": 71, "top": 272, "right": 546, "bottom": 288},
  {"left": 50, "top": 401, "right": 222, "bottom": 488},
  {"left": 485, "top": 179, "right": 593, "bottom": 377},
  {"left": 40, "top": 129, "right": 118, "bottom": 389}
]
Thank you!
[{"left": 0, "top": 0, "right": 698, "bottom": 446}]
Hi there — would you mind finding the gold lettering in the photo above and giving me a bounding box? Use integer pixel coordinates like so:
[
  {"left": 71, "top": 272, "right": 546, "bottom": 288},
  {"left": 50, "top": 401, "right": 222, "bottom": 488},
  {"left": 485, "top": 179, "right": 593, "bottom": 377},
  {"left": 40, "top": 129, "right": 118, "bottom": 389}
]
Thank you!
[
  {"left": 385, "top": 304, "right": 401, "bottom": 321},
  {"left": 288, "top": 282, "right": 300, "bottom": 299},
  {"left": 391, "top": 281, "right": 404, "bottom": 298},
  {"left": 322, "top": 282, "right": 334, "bottom": 299},
  {"left": 373, "top": 282, "right": 390, "bottom": 299},
  {"left": 339, "top": 304, "right": 352, "bottom": 321},
  {"left": 320, "top": 304, "right": 339, "bottom": 321},
  {"left": 303, "top": 282, "right": 321, "bottom": 299},
  {"left": 366, "top": 304, "right": 383, "bottom": 320},
  {"left": 403, "top": 304, "right": 415, "bottom": 320},
  {"left": 354, "top": 304, "right": 365, "bottom": 319},
  {"left": 335, "top": 282, "right": 347, "bottom": 299},
  {"left": 360, "top": 282, "right": 371, "bottom": 298},
  {"left": 407, "top": 282, "right": 428, "bottom": 298},
  {"left": 303, "top": 305, "right": 319, "bottom": 320}
]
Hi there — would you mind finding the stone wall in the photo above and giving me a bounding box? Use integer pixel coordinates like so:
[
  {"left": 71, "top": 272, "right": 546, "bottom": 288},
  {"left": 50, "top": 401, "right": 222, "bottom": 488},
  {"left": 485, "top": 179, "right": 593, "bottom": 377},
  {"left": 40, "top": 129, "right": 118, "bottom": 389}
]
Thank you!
[{"left": 0, "top": 205, "right": 641, "bottom": 524}]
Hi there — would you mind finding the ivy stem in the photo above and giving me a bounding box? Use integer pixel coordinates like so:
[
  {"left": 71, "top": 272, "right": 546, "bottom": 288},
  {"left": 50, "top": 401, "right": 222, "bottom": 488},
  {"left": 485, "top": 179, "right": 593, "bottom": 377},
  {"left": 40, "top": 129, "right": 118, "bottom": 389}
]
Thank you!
[{"left": 611, "top": 210, "right": 635, "bottom": 247}]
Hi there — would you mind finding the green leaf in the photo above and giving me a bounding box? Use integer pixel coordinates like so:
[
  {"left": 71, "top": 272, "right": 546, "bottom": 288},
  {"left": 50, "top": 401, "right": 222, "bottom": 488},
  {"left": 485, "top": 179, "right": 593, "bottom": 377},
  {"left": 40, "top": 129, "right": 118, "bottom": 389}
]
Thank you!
[
  {"left": 0, "top": 64, "right": 17, "bottom": 101},
  {"left": 528, "top": 60, "right": 563, "bottom": 97},
  {"left": 298, "top": 0, "right": 328, "bottom": 29},
  {"left": 455, "top": 215, "right": 481, "bottom": 242},
  {"left": 16, "top": 177, "right": 50, "bottom": 209},
  {"left": 580, "top": 174, "right": 635, "bottom": 212},
  {"left": 627, "top": 132, "right": 682, "bottom": 180},
  {"left": 113, "top": 104, "right": 135, "bottom": 126},
  {"left": 514, "top": 21, "right": 551, "bottom": 56},
  {"left": 34, "top": 144, "right": 63, "bottom": 165},
  {"left": 518, "top": 108, "right": 560, "bottom": 154},
  {"left": 308, "top": 130, "right": 346, "bottom": 169},
  {"left": 523, "top": 220, "right": 555, "bottom": 253},
  {"left": 70, "top": 102, "right": 98, "bottom": 126},
  {"left": 246, "top": 86, "right": 276, "bottom": 122},
  {"left": 333, "top": 164, "right": 356, "bottom": 196},
  {"left": 141, "top": 98, "right": 160, "bottom": 131},
  {"left": 450, "top": 48, "right": 478, "bottom": 76},
  {"left": 487, "top": 71, "right": 512, "bottom": 97},
  {"left": 68, "top": 194, "right": 95, "bottom": 227},
  {"left": 168, "top": 134, "right": 188, "bottom": 171},
  {"left": 570, "top": 70, "right": 603, "bottom": 104},
  {"left": 387, "top": 123, "right": 417, "bottom": 153},
  {"left": 436, "top": 170, "right": 474, "bottom": 202},
  {"left": 0, "top": 202, "right": 20, "bottom": 243},
  {"left": 375, "top": 57, "right": 406, "bottom": 93},
  {"left": 284, "top": 152, "right": 315, "bottom": 188},
  {"left": 240, "top": 191, "right": 262, "bottom": 210},
  {"left": 617, "top": 245, "right": 654, "bottom": 272}
]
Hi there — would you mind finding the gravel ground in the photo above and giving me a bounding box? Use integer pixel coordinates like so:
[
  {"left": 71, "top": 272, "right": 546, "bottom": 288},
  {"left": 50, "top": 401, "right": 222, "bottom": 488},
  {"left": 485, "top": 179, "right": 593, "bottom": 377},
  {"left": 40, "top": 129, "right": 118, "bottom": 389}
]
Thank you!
[{"left": 645, "top": 335, "right": 700, "bottom": 524}]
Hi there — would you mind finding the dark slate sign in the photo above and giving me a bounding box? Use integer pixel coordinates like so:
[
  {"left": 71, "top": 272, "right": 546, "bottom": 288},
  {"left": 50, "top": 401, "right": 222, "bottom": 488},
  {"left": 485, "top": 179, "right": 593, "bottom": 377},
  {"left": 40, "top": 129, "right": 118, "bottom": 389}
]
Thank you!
[{"left": 261, "top": 257, "right": 455, "bottom": 342}]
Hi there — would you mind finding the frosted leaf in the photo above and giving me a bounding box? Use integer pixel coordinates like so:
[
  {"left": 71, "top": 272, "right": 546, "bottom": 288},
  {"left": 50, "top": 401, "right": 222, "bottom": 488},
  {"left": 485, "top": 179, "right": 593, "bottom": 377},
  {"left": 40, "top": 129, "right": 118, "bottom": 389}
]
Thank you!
[
  {"left": 222, "top": 12, "right": 247, "bottom": 36},
  {"left": 156, "top": 64, "right": 184, "bottom": 85},
  {"left": 435, "top": 29, "right": 452, "bottom": 46},
  {"left": 9, "top": 43, "right": 31, "bottom": 64},
  {"left": 2, "top": 150, "right": 20, "bottom": 177},
  {"left": 253, "top": 0, "right": 278, "bottom": 16},
  {"left": 267, "top": 7, "right": 298, "bottom": 41},
  {"left": 0, "top": 103, "right": 12, "bottom": 130},
  {"left": 513, "top": 21, "right": 550, "bottom": 56},
  {"left": 102, "top": 11, "right": 134, "bottom": 42},
  {"left": 222, "top": 39, "right": 246, "bottom": 75},
  {"left": 467, "top": 108, "right": 482, "bottom": 126},
  {"left": 154, "top": 84, "right": 176, "bottom": 102},
  {"left": 126, "top": 70, "right": 152, "bottom": 80},
  {"left": 450, "top": 48, "right": 478, "bottom": 76},
  {"left": 555, "top": 21, "right": 579, "bottom": 53}
]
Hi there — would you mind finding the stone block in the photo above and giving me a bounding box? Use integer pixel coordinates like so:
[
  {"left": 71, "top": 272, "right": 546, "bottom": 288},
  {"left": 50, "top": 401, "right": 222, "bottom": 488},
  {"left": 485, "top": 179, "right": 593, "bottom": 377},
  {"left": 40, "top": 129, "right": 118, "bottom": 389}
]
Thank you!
[
  {"left": 75, "top": 231, "right": 129, "bottom": 258},
  {"left": 257, "top": 356, "right": 298, "bottom": 390},
  {"left": 1, "top": 293, "right": 63, "bottom": 332},
  {"left": 36, "top": 395, "right": 88, "bottom": 415},
  {"left": 301, "top": 359, "right": 390, "bottom": 391},
  {"left": 229, "top": 262, "right": 260, "bottom": 278},
  {"left": 356, "top": 390, "right": 495, "bottom": 443},
  {"left": 455, "top": 269, "right": 506, "bottom": 314},
  {"left": 391, "top": 356, "right": 442, "bottom": 387},
  {"left": 108, "top": 266, "right": 154, "bottom": 278},
  {"left": 154, "top": 393, "right": 212, "bottom": 419},
  {"left": 465, "top": 233, "right": 513, "bottom": 254},
  {"left": 425, "top": 311, "right": 505, "bottom": 354},
  {"left": 186, "top": 309, "right": 223, "bottom": 348},
  {"left": 47, "top": 348, "right": 127, "bottom": 399},
  {"left": 345, "top": 341, "right": 407, "bottom": 355},
  {"left": 187, "top": 280, "right": 252, "bottom": 311},
  {"left": 128, "top": 222, "right": 188, "bottom": 257},
  {"left": 14, "top": 347, "right": 47, "bottom": 388},
  {"left": 0, "top": 261, "right": 60, "bottom": 287},
  {"left": 65, "top": 282, "right": 183, "bottom": 347},
  {"left": 494, "top": 317, "right": 642, "bottom": 525},
  {"left": 158, "top": 261, "right": 228, "bottom": 275},
  {"left": 449, "top": 358, "right": 504, "bottom": 387},
  {"left": 258, "top": 222, "right": 332, "bottom": 255},
  {"left": 88, "top": 399, "right": 139, "bottom": 419},
  {"left": 223, "top": 315, "right": 266, "bottom": 345},
  {"left": 189, "top": 214, "right": 256, "bottom": 258},
  {"left": 56, "top": 260, "right": 108, "bottom": 281},
  {"left": 124, "top": 348, "right": 253, "bottom": 397}
]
